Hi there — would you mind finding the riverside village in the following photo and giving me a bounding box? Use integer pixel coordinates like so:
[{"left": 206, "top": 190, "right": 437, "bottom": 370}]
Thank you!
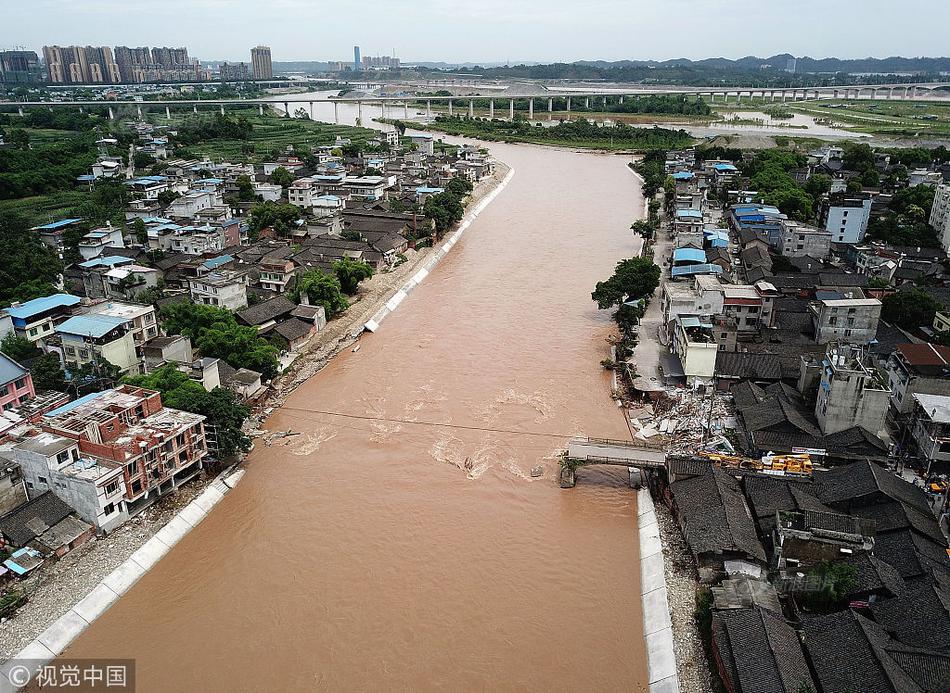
[{"left": 3, "top": 37, "right": 950, "bottom": 693}]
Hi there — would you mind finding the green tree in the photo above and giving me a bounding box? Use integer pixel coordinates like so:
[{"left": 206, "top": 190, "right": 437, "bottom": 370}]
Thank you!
[
  {"left": 30, "top": 354, "right": 67, "bottom": 392},
  {"left": 842, "top": 142, "right": 875, "bottom": 174},
  {"left": 236, "top": 174, "right": 256, "bottom": 202},
  {"left": 0, "top": 334, "right": 39, "bottom": 361},
  {"left": 159, "top": 303, "right": 280, "bottom": 379},
  {"left": 294, "top": 270, "right": 349, "bottom": 317},
  {"left": 446, "top": 176, "right": 474, "bottom": 197},
  {"left": 423, "top": 191, "right": 464, "bottom": 235},
  {"left": 860, "top": 169, "right": 880, "bottom": 188},
  {"left": 592, "top": 257, "right": 661, "bottom": 309},
  {"left": 803, "top": 173, "right": 832, "bottom": 201},
  {"left": 764, "top": 187, "right": 813, "bottom": 222},
  {"left": 131, "top": 217, "right": 148, "bottom": 245},
  {"left": 124, "top": 365, "right": 251, "bottom": 458},
  {"left": 0, "top": 212, "right": 63, "bottom": 307},
  {"left": 248, "top": 202, "right": 300, "bottom": 238},
  {"left": 157, "top": 190, "right": 180, "bottom": 206},
  {"left": 270, "top": 166, "right": 294, "bottom": 189},
  {"left": 631, "top": 219, "right": 655, "bottom": 240},
  {"left": 332, "top": 257, "right": 374, "bottom": 294},
  {"left": 881, "top": 288, "right": 942, "bottom": 330}
]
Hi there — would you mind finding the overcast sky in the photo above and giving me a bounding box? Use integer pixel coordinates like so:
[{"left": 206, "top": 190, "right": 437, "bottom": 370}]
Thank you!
[{"left": 5, "top": 0, "right": 948, "bottom": 63}]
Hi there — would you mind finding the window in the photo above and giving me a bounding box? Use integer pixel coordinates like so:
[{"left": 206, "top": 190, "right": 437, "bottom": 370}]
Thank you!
[
  {"left": 38, "top": 476, "right": 47, "bottom": 484},
  {"left": 126, "top": 461, "right": 137, "bottom": 476},
  {"left": 14, "top": 377, "right": 26, "bottom": 390},
  {"left": 105, "top": 481, "right": 120, "bottom": 495},
  {"left": 131, "top": 480, "right": 142, "bottom": 494},
  {"left": 103, "top": 503, "right": 115, "bottom": 515}
]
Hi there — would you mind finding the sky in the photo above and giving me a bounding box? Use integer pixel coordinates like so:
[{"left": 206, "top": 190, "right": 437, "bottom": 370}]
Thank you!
[{"left": 4, "top": 0, "right": 948, "bottom": 64}]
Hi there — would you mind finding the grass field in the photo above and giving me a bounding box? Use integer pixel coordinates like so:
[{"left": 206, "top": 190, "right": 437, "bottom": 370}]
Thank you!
[
  {"left": 144, "top": 110, "right": 380, "bottom": 162},
  {"left": 0, "top": 190, "right": 89, "bottom": 226}
]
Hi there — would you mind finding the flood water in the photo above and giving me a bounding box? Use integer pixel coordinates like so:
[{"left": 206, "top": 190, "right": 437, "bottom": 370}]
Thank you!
[{"left": 60, "top": 99, "right": 650, "bottom": 691}]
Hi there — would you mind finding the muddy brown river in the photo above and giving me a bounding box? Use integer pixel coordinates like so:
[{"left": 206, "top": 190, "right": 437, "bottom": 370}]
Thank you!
[{"left": 61, "top": 141, "right": 649, "bottom": 691}]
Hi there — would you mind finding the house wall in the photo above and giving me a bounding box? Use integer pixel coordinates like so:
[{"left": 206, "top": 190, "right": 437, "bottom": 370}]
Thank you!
[
  {"left": 0, "top": 467, "right": 27, "bottom": 516},
  {"left": 825, "top": 199, "right": 872, "bottom": 244},
  {"left": 0, "top": 372, "right": 34, "bottom": 411},
  {"left": 816, "top": 369, "right": 889, "bottom": 435}
]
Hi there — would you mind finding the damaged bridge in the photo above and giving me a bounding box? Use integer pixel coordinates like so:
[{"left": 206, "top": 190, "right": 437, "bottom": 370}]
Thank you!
[{"left": 560, "top": 437, "right": 667, "bottom": 488}]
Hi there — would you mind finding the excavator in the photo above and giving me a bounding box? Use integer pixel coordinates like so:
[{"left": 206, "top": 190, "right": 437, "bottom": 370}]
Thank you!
[{"left": 698, "top": 451, "right": 813, "bottom": 477}]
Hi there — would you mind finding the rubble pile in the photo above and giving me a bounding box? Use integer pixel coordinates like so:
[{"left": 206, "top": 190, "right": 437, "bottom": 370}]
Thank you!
[{"left": 629, "top": 388, "right": 737, "bottom": 456}]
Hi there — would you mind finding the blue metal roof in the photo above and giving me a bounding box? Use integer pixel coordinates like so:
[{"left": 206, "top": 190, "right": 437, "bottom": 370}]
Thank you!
[
  {"left": 671, "top": 264, "right": 723, "bottom": 278},
  {"left": 713, "top": 163, "right": 738, "bottom": 172},
  {"left": 673, "top": 248, "right": 707, "bottom": 264},
  {"left": 142, "top": 216, "right": 173, "bottom": 224},
  {"left": 203, "top": 255, "right": 233, "bottom": 269},
  {"left": 44, "top": 391, "right": 106, "bottom": 418},
  {"left": 5, "top": 294, "right": 80, "bottom": 320},
  {"left": 0, "top": 352, "right": 27, "bottom": 386},
  {"left": 672, "top": 171, "right": 694, "bottom": 180},
  {"left": 674, "top": 209, "right": 703, "bottom": 219},
  {"left": 415, "top": 186, "right": 444, "bottom": 194},
  {"left": 56, "top": 314, "right": 126, "bottom": 339},
  {"left": 32, "top": 218, "right": 82, "bottom": 231},
  {"left": 194, "top": 178, "right": 224, "bottom": 184},
  {"left": 78, "top": 256, "right": 133, "bottom": 269}
]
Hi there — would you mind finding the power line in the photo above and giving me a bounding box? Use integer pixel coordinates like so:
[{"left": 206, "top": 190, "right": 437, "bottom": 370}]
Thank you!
[{"left": 278, "top": 405, "right": 586, "bottom": 440}]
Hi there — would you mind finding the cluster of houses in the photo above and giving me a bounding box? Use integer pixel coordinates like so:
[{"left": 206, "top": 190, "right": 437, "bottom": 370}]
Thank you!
[
  {"left": 0, "top": 120, "right": 494, "bottom": 584},
  {"left": 650, "top": 146, "right": 950, "bottom": 692}
]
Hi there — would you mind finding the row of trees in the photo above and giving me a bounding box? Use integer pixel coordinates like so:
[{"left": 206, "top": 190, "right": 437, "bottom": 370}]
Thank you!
[
  {"left": 431, "top": 116, "right": 693, "bottom": 151},
  {"left": 423, "top": 176, "right": 473, "bottom": 236}
]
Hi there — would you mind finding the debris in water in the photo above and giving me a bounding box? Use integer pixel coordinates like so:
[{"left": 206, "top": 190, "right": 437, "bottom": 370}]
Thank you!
[
  {"left": 352, "top": 343, "right": 361, "bottom": 353},
  {"left": 530, "top": 466, "right": 543, "bottom": 478}
]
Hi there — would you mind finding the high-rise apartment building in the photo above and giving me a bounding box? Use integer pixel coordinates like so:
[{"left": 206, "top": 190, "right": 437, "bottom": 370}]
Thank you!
[
  {"left": 0, "top": 50, "right": 43, "bottom": 84},
  {"left": 151, "top": 47, "right": 189, "bottom": 68},
  {"left": 251, "top": 45, "right": 273, "bottom": 79},
  {"left": 353, "top": 46, "right": 361, "bottom": 71},
  {"left": 42, "top": 45, "right": 119, "bottom": 84}
]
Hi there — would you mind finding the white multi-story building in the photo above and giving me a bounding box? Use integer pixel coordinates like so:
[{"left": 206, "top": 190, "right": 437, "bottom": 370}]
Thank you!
[
  {"left": 824, "top": 198, "right": 872, "bottom": 245},
  {"left": 930, "top": 183, "right": 950, "bottom": 253},
  {"left": 189, "top": 271, "right": 248, "bottom": 311}
]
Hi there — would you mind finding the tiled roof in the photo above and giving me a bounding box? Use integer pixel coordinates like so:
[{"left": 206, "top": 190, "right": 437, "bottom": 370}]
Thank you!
[
  {"left": 712, "top": 606, "right": 814, "bottom": 693},
  {"left": 871, "top": 581, "right": 950, "bottom": 651},
  {"left": 671, "top": 467, "right": 766, "bottom": 562},
  {"left": 841, "top": 552, "right": 906, "bottom": 601},
  {"left": 235, "top": 296, "right": 297, "bottom": 327},
  {"left": 817, "top": 461, "right": 932, "bottom": 514},
  {"left": 804, "top": 610, "right": 936, "bottom": 693},
  {"left": 874, "top": 530, "right": 950, "bottom": 581},
  {"left": 0, "top": 492, "right": 74, "bottom": 547}
]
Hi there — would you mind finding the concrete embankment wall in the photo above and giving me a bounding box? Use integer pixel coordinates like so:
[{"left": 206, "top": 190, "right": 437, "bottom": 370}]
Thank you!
[
  {"left": 364, "top": 167, "right": 515, "bottom": 333},
  {"left": 637, "top": 486, "right": 680, "bottom": 693},
  {"left": 0, "top": 468, "right": 247, "bottom": 692}
]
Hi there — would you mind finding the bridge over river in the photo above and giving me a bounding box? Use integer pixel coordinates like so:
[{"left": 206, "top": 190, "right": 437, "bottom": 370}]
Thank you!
[{"left": 560, "top": 437, "right": 667, "bottom": 488}]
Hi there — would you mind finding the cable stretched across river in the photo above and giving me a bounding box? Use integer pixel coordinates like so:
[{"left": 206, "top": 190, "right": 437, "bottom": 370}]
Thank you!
[{"left": 277, "top": 405, "right": 586, "bottom": 440}]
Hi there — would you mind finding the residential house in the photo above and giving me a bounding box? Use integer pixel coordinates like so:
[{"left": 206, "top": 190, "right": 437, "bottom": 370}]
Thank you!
[
  {"left": 78, "top": 224, "right": 125, "bottom": 261},
  {"left": 32, "top": 218, "right": 83, "bottom": 259},
  {"left": 0, "top": 353, "right": 35, "bottom": 412},
  {"left": 669, "top": 466, "right": 767, "bottom": 582},
  {"left": 931, "top": 183, "right": 950, "bottom": 253},
  {"left": 910, "top": 393, "right": 950, "bottom": 471},
  {"left": 55, "top": 313, "right": 140, "bottom": 375},
  {"left": 814, "top": 343, "right": 889, "bottom": 437},
  {"left": 711, "top": 606, "right": 815, "bottom": 693},
  {"left": 4, "top": 294, "right": 81, "bottom": 345},
  {"left": 809, "top": 297, "right": 882, "bottom": 344},
  {"left": 15, "top": 385, "right": 207, "bottom": 527},
  {"left": 671, "top": 315, "right": 718, "bottom": 384},
  {"left": 779, "top": 220, "right": 831, "bottom": 258},
  {"left": 165, "top": 190, "right": 217, "bottom": 219},
  {"left": 886, "top": 343, "right": 950, "bottom": 416},
  {"left": 0, "top": 491, "right": 94, "bottom": 558},
  {"left": 823, "top": 196, "right": 872, "bottom": 244},
  {"left": 189, "top": 271, "right": 248, "bottom": 311}
]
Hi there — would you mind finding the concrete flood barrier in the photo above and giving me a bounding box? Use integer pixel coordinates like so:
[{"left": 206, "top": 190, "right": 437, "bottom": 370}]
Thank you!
[
  {"left": 637, "top": 487, "right": 680, "bottom": 693},
  {"left": 0, "top": 468, "right": 246, "bottom": 692},
  {"left": 364, "top": 167, "right": 515, "bottom": 333}
]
